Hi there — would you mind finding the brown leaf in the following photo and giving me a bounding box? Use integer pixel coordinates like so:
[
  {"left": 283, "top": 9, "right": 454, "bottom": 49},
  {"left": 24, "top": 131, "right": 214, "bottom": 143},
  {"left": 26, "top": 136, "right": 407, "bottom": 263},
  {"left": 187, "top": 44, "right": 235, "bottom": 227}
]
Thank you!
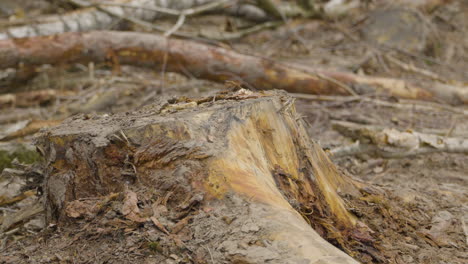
[
  {"left": 150, "top": 216, "right": 170, "bottom": 235},
  {"left": 171, "top": 216, "right": 192, "bottom": 234},
  {"left": 122, "top": 190, "right": 147, "bottom": 223},
  {"left": 65, "top": 200, "right": 97, "bottom": 219}
]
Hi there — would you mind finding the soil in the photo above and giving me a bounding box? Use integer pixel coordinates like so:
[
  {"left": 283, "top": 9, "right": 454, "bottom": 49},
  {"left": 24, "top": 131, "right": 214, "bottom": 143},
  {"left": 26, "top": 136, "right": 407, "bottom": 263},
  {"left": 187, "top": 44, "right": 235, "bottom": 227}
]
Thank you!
[{"left": 0, "top": 1, "right": 467, "bottom": 263}]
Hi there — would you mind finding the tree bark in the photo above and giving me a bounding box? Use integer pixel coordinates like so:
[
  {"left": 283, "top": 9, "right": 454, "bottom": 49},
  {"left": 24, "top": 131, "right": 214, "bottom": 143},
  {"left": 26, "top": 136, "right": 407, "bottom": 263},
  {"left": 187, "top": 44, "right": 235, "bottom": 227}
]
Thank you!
[{"left": 36, "top": 90, "right": 379, "bottom": 263}]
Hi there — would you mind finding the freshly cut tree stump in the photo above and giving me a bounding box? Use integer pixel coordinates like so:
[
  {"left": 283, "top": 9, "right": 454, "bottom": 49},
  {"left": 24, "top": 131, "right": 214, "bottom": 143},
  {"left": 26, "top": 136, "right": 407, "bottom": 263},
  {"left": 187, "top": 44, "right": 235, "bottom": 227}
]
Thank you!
[{"left": 37, "top": 90, "right": 376, "bottom": 263}]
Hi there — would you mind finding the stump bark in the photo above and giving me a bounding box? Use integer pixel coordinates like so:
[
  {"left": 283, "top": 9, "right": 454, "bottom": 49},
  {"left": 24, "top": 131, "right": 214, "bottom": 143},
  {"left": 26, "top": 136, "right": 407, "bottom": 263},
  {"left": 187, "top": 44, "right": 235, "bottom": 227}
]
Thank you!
[{"left": 37, "top": 90, "right": 373, "bottom": 263}]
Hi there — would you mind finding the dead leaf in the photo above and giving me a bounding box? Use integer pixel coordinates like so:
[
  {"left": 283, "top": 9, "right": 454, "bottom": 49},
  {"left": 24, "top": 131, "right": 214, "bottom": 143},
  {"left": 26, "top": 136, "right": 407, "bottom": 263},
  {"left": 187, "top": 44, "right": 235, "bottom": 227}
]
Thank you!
[
  {"left": 65, "top": 200, "right": 97, "bottom": 219},
  {"left": 66, "top": 193, "right": 120, "bottom": 219},
  {"left": 150, "top": 216, "right": 170, "bottom": 235},
  {"left": 171, "top": 216, "right": 192, "bottom": 234},
  {"left": 121, "top": 190, "right": 147, "bottom": 223},
  {"left": 420, "top": 211, "right": 456, "bottom": 247},
  {"left": 122, "top": 190, "right": 139, "bottom": 215}
]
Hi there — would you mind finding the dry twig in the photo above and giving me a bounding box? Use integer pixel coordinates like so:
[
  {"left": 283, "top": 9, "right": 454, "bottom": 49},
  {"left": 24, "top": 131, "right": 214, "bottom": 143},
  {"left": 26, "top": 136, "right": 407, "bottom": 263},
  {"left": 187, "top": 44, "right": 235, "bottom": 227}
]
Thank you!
[{"left": 292, "top": 93, "right": 468, "bottom": 115}]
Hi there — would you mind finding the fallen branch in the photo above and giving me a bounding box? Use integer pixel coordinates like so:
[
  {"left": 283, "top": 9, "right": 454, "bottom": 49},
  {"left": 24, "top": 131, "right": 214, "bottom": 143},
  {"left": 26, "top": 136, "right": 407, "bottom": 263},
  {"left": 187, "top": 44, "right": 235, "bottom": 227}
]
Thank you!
[
  {"left": 331, "top": 120, "right": 468, "bottom": 158},
  {"left": 0, "top": 31, "right": 466, "bottom": 104},
  {"left": 0, "top": 109, "right": 42, "bottom": 124},
  {"left": 255, "top": 0, "right": 283, "bottom": 19},
  {"left": 384, "top": 54, "right": 448, "bottom": 84},
  {"left": 70, "top": 0, "right": 232, "bottom": 38},
  {"left": 199, "top": 21, "right": 282, "bottom": 41},
  {"left": 291, "top": 62, "right": 468, "bottom": 104},
  {"left": 0, "top": 0, "right": 454, "bottom": 41},
  {"left": 0, "top": 0, "right": 266, "bottom": 40},
  {"left": 0, "top": 119, "right": 63, "bottom": 142},
  {"left": 292, "top": 93, "right": 468, "bottom": 115},
  {"left": 0, "top": 190, "right": 36, "bottom": 207},
  {"left": 0, "top": 89, "right": 75, "bottom": 109}
]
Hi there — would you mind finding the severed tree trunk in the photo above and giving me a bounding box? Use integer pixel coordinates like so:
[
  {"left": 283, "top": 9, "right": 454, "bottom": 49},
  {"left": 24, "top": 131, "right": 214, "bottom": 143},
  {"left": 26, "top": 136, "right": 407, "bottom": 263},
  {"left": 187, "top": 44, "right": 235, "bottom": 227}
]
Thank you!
[{"left": 36, "top": 90, "right": 378, "bottom": 263}]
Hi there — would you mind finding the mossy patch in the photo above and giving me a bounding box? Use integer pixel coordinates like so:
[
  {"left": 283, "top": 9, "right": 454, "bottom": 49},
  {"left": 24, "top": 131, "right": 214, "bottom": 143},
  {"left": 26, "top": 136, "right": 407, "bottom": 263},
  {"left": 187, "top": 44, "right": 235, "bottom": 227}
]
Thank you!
[
  {"left": 147, "top": 241, "right": 163, "bottom": 253},
  {"left": 0, "top": 146, "right": 42, "bottom": 172}
]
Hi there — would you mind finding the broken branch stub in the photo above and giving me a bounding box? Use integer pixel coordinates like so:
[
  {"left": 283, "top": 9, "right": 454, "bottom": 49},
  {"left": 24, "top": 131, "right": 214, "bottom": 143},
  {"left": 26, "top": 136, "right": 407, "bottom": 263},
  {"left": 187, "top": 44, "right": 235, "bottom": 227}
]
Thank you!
[{"left": 37, "top": 90, "right": 376, "bottom": 263}]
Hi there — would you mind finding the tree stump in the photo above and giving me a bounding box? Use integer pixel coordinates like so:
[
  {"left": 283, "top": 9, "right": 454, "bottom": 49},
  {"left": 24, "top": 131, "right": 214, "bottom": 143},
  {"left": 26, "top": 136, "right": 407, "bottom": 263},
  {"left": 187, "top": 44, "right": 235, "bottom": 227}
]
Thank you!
[{"left": 37, "top": 90, "right": 375, "bottom": 263}]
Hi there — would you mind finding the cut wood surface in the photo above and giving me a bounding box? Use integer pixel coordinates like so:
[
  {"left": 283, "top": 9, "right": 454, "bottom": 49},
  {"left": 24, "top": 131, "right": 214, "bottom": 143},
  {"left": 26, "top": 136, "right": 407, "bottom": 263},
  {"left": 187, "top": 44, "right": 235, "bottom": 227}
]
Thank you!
[
  {"left": 0, "top": 31, "right": 466, "bottom": 104},
  {"left": 37, "top": 90, "right": 381, "bottom": 263}
]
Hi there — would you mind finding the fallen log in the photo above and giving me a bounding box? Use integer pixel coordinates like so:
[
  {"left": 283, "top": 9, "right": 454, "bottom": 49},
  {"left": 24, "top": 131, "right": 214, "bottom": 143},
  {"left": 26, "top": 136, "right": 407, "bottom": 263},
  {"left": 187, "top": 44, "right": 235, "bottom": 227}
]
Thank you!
[
  {"left": 0, "top": 0, "right": 452, "bottom": 41},
  {"left": 0, "top": 0, "right": 221, "bottom": 40},
  {"left": 36, "top": 90, "right": 381, "bottom": 263},
  {"left": 331, "top": 120, "right": 468, "bottom": 158},
  {"left": 0, "top": 0, "right": 268, "bottom": 40},
  {"left": 0, "top": 31, "right": 466, "bottom": 104}
]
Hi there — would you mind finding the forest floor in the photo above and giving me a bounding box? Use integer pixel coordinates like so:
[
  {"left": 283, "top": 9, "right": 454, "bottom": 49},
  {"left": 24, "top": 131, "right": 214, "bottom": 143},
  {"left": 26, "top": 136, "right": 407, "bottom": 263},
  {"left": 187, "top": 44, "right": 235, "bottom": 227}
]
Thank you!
[{"left": 0, "top": 1, "right": 467, "bottom": 263}]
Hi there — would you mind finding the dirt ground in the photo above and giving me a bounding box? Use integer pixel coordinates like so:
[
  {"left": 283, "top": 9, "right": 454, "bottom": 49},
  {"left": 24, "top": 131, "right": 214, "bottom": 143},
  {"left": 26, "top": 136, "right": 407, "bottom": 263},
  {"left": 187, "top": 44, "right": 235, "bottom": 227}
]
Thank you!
[{"left": 0, "top": 1, "right": 467, "bottom": 263}]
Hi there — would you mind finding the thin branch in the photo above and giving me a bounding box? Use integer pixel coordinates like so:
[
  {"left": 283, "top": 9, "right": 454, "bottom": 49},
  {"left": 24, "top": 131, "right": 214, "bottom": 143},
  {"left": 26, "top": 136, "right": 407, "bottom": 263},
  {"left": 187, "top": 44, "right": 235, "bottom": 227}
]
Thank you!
[
  {"left": 314, "top": 72, "right": 358, "bottom": 96},
  {"left": 330, "top": 22, "right": 464, "bottom": 77},
  {"left": 164, "top": 0, "right": 232, "bottom": 37},
  {"left": 255, "top": 0, "right": 283, "bottom": 18},
  {"left": 291, "top": 93, "right": 361, "bottom": 102},
  {"left": 182, "top": 0, "right": 232, "bottom": 16},
  {"left": 93, "top": 1, "right": 181, "bottom": 16},
  {"left": 164, "top": 14, "right": 186, "bottom": 37},
  {"left": 68, "top": 0, "right": 214, "bottom": 42},
  {"left": 292, "top": 93, "right": 468, "bottom": 115},
  {"left": 385, "top": 54, "right": 448, "bottom": 84},
  {"left": 92, "top": 0, "right": 231, "bottom": 17},
  {"left": 199, "top": 21, "right": 282, "bottom": 41}
]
